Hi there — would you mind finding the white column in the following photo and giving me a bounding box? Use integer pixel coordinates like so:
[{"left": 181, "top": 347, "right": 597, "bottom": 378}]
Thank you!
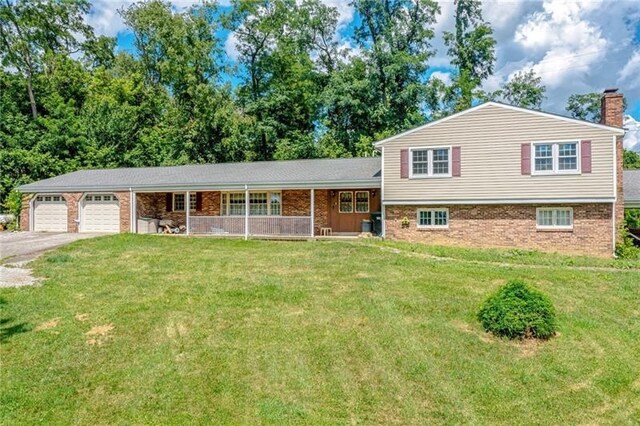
[
  {"left": 310, "top": 188, "right": 315, "bottom": 237},
  {"left": 185, "top": 191, "right": 190, "bottom": 235},
  {"left": 129, "top": 189, "right": 136, "bottom": 233},
  {"left": 244, "top": 185, "right": 249, "bottom": 240}
]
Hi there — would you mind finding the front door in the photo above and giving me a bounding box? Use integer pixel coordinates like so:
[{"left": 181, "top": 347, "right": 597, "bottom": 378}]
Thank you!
[{"left": 328, "top": 189, "right": 380, "bottom": 233}]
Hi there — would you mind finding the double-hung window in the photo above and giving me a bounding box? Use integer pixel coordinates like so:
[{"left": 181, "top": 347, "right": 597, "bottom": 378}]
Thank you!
[
  {"left": 533, "top": 141, "right": 579, "bottom": 174},
  {"left": 536, "top": 208, "right": 573, "bottom": 230},
  {"left": 173, "top": 193, "right": 197, "bottom": 212},
  {"left": 417, "top": 208, "right": 449, "bottom": 229},
  {"left": 221, "top": 191, "right": 281, "bottom": 216},
  {"left": 411, "top": 148, "right": 451, "bottom": 178}
]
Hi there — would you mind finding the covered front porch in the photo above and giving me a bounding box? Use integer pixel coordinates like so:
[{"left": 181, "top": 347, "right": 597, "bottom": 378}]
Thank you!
[{"left": 133, "top": 187, "right": 380, "bottom": 238}]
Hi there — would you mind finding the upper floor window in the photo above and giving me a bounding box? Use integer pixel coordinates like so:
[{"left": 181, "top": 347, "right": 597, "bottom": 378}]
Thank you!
[
  {"left": 410, "top": 147, "right": 451, "bottom": 178},
  {"left": 533, "top": 142, "right": 579, "bottom": 174}
]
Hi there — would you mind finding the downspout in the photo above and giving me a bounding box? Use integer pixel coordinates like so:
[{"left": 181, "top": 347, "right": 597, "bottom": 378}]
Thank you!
[{"left": 381, "top": 147, "right": 386, "bottom": 239}]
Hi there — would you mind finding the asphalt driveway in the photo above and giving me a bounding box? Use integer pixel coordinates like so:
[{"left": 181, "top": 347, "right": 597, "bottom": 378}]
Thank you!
[{"left": 0, "top": 232, "right": 105, "bottom": 263}]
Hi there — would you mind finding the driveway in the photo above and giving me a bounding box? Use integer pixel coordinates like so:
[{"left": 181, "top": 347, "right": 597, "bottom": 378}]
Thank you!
[
  {"left": 1, "top": 232, "right": 105, "bottom": 263},
  {"left": 1, "top": 232, "right": 106, "bottom": 288}
]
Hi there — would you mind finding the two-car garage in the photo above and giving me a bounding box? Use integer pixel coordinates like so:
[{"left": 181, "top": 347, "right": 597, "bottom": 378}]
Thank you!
[{"left": 31, "top": 193, "right": 121, "bottom": 233}]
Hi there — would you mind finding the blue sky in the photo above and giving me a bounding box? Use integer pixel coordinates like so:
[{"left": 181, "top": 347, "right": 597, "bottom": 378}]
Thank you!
[{"left": 93, "top": 0, "right": 640, "bottom": 149}]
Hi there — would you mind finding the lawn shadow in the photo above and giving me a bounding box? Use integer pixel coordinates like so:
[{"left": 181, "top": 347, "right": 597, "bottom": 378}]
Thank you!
[{"left": 0, "top": 297, "right": 31, "bottom": 343}]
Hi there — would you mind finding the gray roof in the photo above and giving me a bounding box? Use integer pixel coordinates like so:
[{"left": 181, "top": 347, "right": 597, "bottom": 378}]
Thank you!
[
  {"left": 18, "top": 157, "right": 382, "bottom": 193},
  {"left": 624, "top": 170, "right": 640, "bottom": 204}
]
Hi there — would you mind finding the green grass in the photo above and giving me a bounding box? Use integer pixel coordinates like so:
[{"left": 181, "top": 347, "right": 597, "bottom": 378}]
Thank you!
[{"left": 1, "top": 234, "right": 639, "bottom": 424}]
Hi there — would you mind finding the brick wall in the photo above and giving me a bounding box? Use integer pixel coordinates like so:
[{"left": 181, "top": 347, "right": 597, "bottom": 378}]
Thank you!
[
  {"left": 63, "top": 193, "right": 83, "bottom": 232},
  {"left": 282, "top": 190, "right": 311, "bottom": 216},
  {"left": 136, "top": 191, "right": 222, "bottom": 227},
  {"left": 114, "top": 191, "right": 131, "bottom": 232},
  {"left": 19, "top": 194, "right": 32, "bottom": 230},
  {"left": 385, "top": 204, "right": 614, "bottom": 257},
  {"left": 313, "top": 190, "right": 329, "bottom": 234},
  {"left": 601, "top": 90, "right": 625, "bottom": 250}
]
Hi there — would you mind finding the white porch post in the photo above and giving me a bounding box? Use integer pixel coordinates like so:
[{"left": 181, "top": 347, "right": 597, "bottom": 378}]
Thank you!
[
  {"left": 310, "top": 188, "right": 315, "bottom": 237},
  {"left": 244, "top": 185, "right": 249, "bottom": 240},
  {"left": 129, "top": 188, "right": 136, "bottom": 233},
  {"left": 185, "top": 190, "right": 190, "bottom": 235}
]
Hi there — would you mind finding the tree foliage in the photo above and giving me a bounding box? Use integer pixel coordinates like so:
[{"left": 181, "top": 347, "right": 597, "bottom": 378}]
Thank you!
[{"left": 490, "top": 69, "right": 546, "bottom": 110}]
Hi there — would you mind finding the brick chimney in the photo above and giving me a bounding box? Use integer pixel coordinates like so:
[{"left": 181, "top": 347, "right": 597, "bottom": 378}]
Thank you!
[
  {"left": 601, "top": 88, "right": 624, "bottom": 128},
  {"left": 601, "top": 88, "right": 625, "bottom": 255}
]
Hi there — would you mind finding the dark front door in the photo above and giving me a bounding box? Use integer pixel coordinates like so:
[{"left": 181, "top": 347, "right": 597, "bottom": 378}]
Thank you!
[{"left": 328, "top": 189, "right": 380, "bottom": 233}]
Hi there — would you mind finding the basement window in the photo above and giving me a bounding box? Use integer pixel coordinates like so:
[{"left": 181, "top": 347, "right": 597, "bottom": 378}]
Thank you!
[
  {"left": 536, "top": 208, "right": 573, "bottom": 230},
  {"left": 417, "top": 208, "right": 449, "bottom": 229}
]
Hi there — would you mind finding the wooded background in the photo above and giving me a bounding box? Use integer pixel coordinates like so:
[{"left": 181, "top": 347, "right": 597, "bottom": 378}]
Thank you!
[{"left": 2, "top": 0, "right": 639, "bottom": 213}]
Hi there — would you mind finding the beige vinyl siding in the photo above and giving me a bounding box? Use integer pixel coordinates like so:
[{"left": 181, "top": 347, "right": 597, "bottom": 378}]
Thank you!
[{"left": 383, "top": 104, "right": 616, "bottom": 202}]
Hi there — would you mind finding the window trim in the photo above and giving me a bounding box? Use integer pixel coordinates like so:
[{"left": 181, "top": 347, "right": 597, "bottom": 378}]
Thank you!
[
  {"left": 416, "top": 208, "right": 449, "bottom": 229},
  {"left": 355, "top": 191, "right": 370, "bottom": 213},
  {"left": 531, "top": 140, "right": 581, "bottom": 176},
  {"left": 536, "top": 207, "right": 574, "bottom": 230},
  {"left": 220, "top": 191, "right": 281, "bottom": 216},
  {"left": 409, "top": 146, "right": 453, "bottom": 179}
]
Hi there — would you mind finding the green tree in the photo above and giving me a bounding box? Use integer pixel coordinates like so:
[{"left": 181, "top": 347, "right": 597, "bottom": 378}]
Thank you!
[
  {"left": 443, "top": 0, "right": 496, "bottom": 112},
  {"left": 491, "top": 69, "right": 546, "bottom": 109},
  {"left": 0, "top": 0, "right": 94, "bottom": 118},
  {"left": 566, "top": 92, "right": 602, "bottom": 122},
  {"left": 624, "top": 150, "right": 640, "bottom": 169},
  {"left": 352, "top": 0, "right": 440, "bottom": 130}
]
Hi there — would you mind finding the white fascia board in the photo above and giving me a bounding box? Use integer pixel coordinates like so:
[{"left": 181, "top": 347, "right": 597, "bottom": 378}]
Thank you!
[{"left": 383, "top": 197, "right": 616, "bottom": 205}]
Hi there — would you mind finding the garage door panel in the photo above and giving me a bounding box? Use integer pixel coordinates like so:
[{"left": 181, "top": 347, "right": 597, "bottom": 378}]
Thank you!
[
  {"left": 34, "top": 197, "right": 68, "bottom": 232},
  {"left": 82, "top": 195, "right": 120, "bottom": 233}
]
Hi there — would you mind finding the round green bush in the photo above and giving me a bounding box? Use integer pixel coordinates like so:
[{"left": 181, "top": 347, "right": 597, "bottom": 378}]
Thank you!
[{"left": 478, "top": 280, "right": 557, "bottom": 340}]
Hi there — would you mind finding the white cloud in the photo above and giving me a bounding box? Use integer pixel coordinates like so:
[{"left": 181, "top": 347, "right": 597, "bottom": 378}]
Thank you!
[
  {"left": 429, "top": 71, "right": 452, "bottom": 85},
  {"left": 619, "top": 50, "right": 640, "bottom": 90},
  {"left": 625, "top": 115, "right": 640, "bottom": 152}
]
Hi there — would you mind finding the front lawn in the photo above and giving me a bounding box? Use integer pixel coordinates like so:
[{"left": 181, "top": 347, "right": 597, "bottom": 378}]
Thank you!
[{"left": 1, "top": 235, "right": 639, "bottom": 424}]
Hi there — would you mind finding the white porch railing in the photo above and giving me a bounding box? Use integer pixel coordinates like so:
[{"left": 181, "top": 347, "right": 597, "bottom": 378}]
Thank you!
[
  {"left": 189, "top": 216, "right": 312, "bottom": 237},
  {"left": 189, "top": 216, "right": 245, "bottom": 235}
]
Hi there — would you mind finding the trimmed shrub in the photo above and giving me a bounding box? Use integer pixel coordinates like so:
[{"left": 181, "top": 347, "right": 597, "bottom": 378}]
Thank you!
[{"left": 478, "top": 280, "right": 557, "bottom": 340}]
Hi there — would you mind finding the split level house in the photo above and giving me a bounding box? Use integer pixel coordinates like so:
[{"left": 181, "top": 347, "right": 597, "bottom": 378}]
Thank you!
[{"left": 19, "top": 89, "right": 638, "bottom": 257}]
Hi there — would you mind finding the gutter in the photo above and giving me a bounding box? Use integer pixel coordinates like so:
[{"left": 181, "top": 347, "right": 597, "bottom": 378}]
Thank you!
[{"left": 17, "top": 179, "right": 382, "bottom": 193}]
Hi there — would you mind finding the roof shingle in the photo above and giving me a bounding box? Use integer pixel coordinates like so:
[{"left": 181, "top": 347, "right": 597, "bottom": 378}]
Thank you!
[{"left": 18, "top": 157, "right": 382, "bottom": 192}]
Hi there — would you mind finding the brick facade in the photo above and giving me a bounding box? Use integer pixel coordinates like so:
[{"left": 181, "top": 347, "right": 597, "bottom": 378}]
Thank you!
[
  {"left": 62, "top": 193, "right": 83, "bottom": 232},
  {"left": 19, "top": 194, "right": 32, "bottom": 230},
  {"left": 385, "top": 204, "right": 614, "bottom": 257},
  {"left": 313, "top": 190, "right": 330, "bottom": 234},
  {"left": 601, "top": 90, "right": 625, "bottom": 249},
  {"left": 114, "top": 192, "right": 131, "bottom": 233}
]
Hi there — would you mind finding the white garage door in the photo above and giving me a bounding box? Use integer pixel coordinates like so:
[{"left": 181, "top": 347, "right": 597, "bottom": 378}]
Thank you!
[
  {"left": 33, "top": 195, "right": 68, "bottom": 232},
  {"left": 81, "top": 194, "right": 120, "bottom": 233}
]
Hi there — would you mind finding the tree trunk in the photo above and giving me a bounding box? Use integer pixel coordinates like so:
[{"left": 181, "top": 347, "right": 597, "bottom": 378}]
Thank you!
[{"left": 26, "top": 74, "right": 37, "bottom": 119}]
